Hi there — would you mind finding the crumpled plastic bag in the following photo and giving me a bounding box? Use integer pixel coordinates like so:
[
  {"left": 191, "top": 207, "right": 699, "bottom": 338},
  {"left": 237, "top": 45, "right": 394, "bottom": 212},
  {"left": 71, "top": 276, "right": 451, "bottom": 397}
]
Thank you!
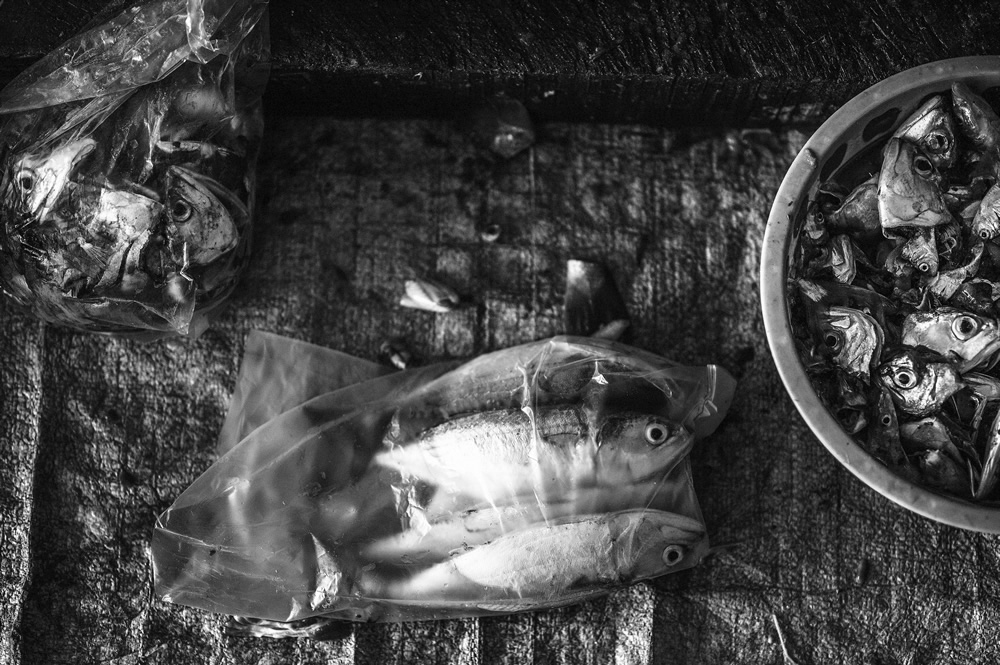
[
  {"left": 152, "top": 333, "right": 736, "bottom": 625},
  {"left": 0, "top": 0, "right": 269, "bottom": 337}
]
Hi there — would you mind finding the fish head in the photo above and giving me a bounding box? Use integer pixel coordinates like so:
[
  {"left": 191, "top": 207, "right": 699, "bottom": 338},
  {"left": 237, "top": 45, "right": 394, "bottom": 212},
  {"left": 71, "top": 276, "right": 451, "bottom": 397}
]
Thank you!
[
  {"left": 901, "top": 307, "right": 1000, "bottom": 372},
  {"left": 877, "top": 349, "right": 963, "bottom": 416},
  {"left": 595, "top": 413, "right": 694, "bottom": 482},
  {"left": 952, "top": 82, "right": 1000, "bottom": 151},
  {"left": 893, "top": 95, "right": 958, "bottom": 170},
  {"left": 609, "top": 511, "right": 706, "bottom": 578},
  {"left": 973, "top": 184, "right": 1000, "bottom": 241},
  {"left": 3, "top": 138, "right": 96, "bottom": 222},
  {"left": 878, "top": 138, "right": 949, "bottom": 230},
  {"left": 813, "top": 306, "right": 884, "bottom": 383},
  {"left": 162, "top": 166, "right": 240, "bottom": 266},
  {"left": 900, "top": 227, "right": 938, "bottom": 275}
]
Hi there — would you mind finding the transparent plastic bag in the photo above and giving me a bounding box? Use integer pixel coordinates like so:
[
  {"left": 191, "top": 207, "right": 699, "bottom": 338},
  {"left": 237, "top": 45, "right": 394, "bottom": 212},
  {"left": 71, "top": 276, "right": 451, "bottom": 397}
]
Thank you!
[
  {"left": 0, "top": 0, "right": 269, "bottom": 337},
  {"left": 152, "top": 334, "right": 736, "bottom": 624}
]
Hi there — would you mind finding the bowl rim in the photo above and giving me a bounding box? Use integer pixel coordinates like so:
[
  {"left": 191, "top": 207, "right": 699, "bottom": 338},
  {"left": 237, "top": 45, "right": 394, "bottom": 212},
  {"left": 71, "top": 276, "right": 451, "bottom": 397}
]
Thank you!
[{"left": 761, "top": 56, "right": 1000, "bottom": 533}]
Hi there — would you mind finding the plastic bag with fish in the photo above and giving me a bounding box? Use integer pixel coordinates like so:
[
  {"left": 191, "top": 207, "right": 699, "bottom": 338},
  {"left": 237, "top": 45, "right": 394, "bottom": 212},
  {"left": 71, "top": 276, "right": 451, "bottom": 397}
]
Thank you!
[
  {"left": 0, "top": 0, "right": 269, "bottom": 337},
  {"left": 151, "top": 333, "right": 736, "bottom": 627}
]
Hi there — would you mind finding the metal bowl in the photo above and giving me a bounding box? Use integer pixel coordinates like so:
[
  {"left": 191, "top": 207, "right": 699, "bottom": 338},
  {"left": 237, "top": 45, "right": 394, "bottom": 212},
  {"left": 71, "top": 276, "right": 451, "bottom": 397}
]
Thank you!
[{"left": 760, "top": 56, "right": 1000, "bottom": 533}]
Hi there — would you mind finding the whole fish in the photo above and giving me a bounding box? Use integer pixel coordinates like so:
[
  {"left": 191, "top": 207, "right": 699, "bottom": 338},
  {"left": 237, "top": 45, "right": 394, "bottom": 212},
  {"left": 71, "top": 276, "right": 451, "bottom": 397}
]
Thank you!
[
  {"left": 893, "top": 95, "right": 958, "bottom": 170},
  {"left": 901, "top": 308, "right": 1000, "bottom": 372},
  {"left": 369, "top": 510, "right": 705, "bottom": 603},
  {"left": 972, "top": 183, "right": 1000, "bottom": 241},
  {"left": 878, "top": 349, "right": 963, "bottom": 416},
  {"left": 811, "top": 305, "right": 884, "bottom": 383},
  {"left": 878, "top": 138, "right": 950, "bottom": 231},
  {"left": 952, "top": 82, "right": 1000, "bottom": 152},
  {"left": 375, "top": 405, "right": 692, "bottom": 500}
]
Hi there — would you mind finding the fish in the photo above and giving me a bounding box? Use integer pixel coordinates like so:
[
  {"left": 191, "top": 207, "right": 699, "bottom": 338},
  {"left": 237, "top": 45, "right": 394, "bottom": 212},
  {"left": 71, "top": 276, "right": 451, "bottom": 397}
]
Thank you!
[
  {"left": 877, "top": 349, "right": 963, "bottom": 417},
  {"left": 369, "top": 510, "right": 705, "bottom": 603},
  {"left": 811, "top": 305, "right": 884, "bottom": 383},
  {"left": 878, "top": 138, "right": 950, "bottom": 231},
  {"left": 801, "top": 201, "right": 829, "bottom": 246},
  {"left": 972, "top": 183, "right": 1000, "bottom": 241},
  {"left": 400, "top": 277, "right": 461, "bottom": 313},
  {"left": 3, "top": 138, "right": 96, "bottom": 222},
  {"left": 900, "top": 227, "right": 938, "bottom": 275},
  {"left": 826, "top": 175, "right": 880, "bottom": 238},
  {"left": 899, "top": 417, "right": 965, "bottom": 465},
  {"left": 374, "top": 405, "right": 692, "bottom": 501},
  {"left": 916, "top": 449, "right": 970, "bottom": 497},
  {"left": 162, "top": 165, "right": 240, "bottom": 266},
  {"left": 901, "top": 307, "right": 1000, "bottom": 372},
  {"left": 866, "top": 385, "right": 910, "bottom": 470},
  {"left": 952, "top": 82, "right": 1000, "bottom": 152},
  {"left": 976, "top": 407, "right": 1000, "bottom": 500},
  {"left": 892, "top": 95, "right": 958, "bottom": 170}
]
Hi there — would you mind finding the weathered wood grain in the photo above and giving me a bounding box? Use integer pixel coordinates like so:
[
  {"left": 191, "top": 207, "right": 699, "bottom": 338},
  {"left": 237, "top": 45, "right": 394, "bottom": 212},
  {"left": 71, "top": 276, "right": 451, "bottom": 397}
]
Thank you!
[
  {"left": 4, "top": 116, "right": 1000, "bottom": 664},
  {"left": 0, "top": 1, "right": 998, "bottom": 126}
]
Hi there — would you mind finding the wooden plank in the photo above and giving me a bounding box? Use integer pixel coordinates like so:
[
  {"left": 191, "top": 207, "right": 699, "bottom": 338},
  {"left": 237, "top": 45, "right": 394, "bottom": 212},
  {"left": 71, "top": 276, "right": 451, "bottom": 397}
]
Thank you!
[{"left": 0, "top": 1, "right": 998, "bottom": 126}]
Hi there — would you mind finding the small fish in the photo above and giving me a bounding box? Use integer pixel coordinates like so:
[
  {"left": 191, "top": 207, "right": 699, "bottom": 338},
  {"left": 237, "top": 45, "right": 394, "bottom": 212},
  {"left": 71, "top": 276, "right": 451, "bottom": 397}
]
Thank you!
[
  {"left": 892, "top": 95, "right": 958, "bottom": 170},
  {"left": 163, "top": 166, "right": 240, "bottom": 266},
  {"left": 375, "top": 406, "right": 692, "bottom": 500},
  {"left": 916, "top": 449, "right": 970, "bottom": 497},
  {"left": 878, "top": 138, "right": 950, "bottom": 230},
  {"left": 372, "top": 510, "right": 705, "bottom": 602},
  {"left": 878, "top": 349, "right": 963, "bottom": 417},
  {"left": 901, "top": 307, "right": 1000, "bottom": 372},
  {"left": 5, "top": 138, "right": 96, "bottom": 221},
  {"left": 867, "top": 385, "right": 909, "bottom": 469},
  {"left": 826, "top": 175, "right": 880, "bottom": 237},
  {"left": 952, "top": 82, "right": 1000, "bottom": 152},
  {"left": 400, "top": 278, "right": 461, "bottom": 313},
  {"left": 972, "top": 183, "right": 1000, "bottom": 241},
  {"left": 900, "top": 227, "right": 938, "bottom": 275},
  {"left": 812, "top": 306, "right": 884, "bottom": 383},
  {"left": 977, "top": 407, "right": 1000, "bottom": 500},
  {"left": 899, "top": 417, "right": 965, "bottom": 465}
]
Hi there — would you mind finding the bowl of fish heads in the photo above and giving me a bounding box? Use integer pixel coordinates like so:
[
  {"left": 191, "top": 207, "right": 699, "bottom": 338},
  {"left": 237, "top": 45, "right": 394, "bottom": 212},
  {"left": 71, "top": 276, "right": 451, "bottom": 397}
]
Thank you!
[{"left": 762, "top": 57, "right": 1000, "bottom": 532}]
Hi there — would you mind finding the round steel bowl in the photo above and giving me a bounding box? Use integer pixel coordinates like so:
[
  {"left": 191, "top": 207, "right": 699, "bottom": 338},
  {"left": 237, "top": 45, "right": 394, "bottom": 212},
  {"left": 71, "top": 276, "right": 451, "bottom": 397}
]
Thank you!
[{"left": 761, "top": 56, "right": 1000, "bottom": 532}]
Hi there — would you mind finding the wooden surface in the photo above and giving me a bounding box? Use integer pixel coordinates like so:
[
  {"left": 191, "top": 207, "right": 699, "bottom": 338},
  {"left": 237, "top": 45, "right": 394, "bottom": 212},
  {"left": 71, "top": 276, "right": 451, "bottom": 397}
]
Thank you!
[
  {"left": 1, "top": 1, "right": 1000, "bottom": 126},
  {"left": 4, "top": 115, "right": 1000, "bottom": 664}
]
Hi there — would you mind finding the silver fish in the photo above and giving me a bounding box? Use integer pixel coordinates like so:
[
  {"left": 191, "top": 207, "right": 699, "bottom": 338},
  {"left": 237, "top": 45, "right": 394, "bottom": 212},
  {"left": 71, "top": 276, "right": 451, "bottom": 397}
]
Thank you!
[
  {"left": 973, "top": 183, "right": 1000, "bottom": 241},
  {"left": 899, "top": 417, "right": 965, "bottom": 465},
  {"left": 901, "top": 308, "right": 1000, "bottom": 372},
  {"left": 900, "top": 227, "right": 938, "bottom": 276},
  {"left": 375, "top": 406, "right": 692, "bottom": 500},
  {"left": 6, "top": 138, "right": 96, "bottom": 221},
  {"left": 878, "top": 349, "right": 963, "bottom": 416},
  {"left": 400, "top": 277, "right": 461, "bottom": 313},
  {"left": 826, "top": 175, "right": 880, "bottom": 237},
  {"left": 878, "top": 138, "right": 950, "bottom": 230},
  {"left": 371, "top": 510, "right": 704, "bottom": 602},
  {"left": 952, "top": 82, "right": 1000, "bottom": 152},
  {"left": 163, "top": 166, "right": 240, "bottom": 266},
  {"left": 892, "top": 95, "right": 958, "bottom": 170},
  {"left": 813, "top": 306, "right": 884, "bottom": 383}
]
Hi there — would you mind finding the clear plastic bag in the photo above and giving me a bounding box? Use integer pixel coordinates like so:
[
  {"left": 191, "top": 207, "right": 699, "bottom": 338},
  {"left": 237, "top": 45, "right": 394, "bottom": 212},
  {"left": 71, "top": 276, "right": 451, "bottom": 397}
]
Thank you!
[
  {"left": 0, "top": 0, "right": 269, "bottom": 337},
  {"left": 152, "top": 334, "right": 736, "bottom": 624}
]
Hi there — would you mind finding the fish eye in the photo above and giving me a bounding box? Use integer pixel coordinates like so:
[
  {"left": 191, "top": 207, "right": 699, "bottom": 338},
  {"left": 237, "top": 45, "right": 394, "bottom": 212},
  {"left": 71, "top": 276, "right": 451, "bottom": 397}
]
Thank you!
[
  {"left": 814, "top": 211, "right": 825, "bottom": 224},
  {"left": 171, "top": 199, "right": 193, "bottom": 222},
  {"left": 981, "top": 229, "right": 994, "bottom": 240},
  {"left": 893, "top": 370, "right": 916, "bottom": 389},
  {"left": 881, "top": 414, "right": 892, "bottom": 426},
  {"left": 952, "top": 315, "right": 980, "bottom": 340},
  {"left": 822, "top": 330, "right": 843, "bottom": 352},
  {"left": 913, "top": 156, "right": 933, "bottom": 176},
  {"left": 644, "top": 421, "right": 671, "bottom": 446},
  {"left": 16, "top": 170, "right": 34, "bottom": 192},
  {"left": 924, "top": 132, "right": 949, "bottom": 153},
  {"left": 917, "top": 262, "right": 930, "bottom": 272},
  {"left": 662, "top": 545, "right": 684, "bottom": 566}
]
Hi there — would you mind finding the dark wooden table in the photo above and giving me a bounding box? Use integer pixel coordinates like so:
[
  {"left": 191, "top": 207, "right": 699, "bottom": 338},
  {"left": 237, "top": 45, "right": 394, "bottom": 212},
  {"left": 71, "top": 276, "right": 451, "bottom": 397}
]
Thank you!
[{"left": 3, "top": 3, "right": 1000, "bottom": 664}]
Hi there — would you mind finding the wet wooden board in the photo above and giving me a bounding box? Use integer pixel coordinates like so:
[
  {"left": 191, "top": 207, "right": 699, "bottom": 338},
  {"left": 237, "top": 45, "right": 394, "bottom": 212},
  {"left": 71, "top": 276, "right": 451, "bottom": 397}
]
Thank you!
[
  {"left": 0, "top": 1, "right": 999, "bottom": 126},
  {"left": 3, "top": 117, "right": 1000, "bottom": 664}
]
